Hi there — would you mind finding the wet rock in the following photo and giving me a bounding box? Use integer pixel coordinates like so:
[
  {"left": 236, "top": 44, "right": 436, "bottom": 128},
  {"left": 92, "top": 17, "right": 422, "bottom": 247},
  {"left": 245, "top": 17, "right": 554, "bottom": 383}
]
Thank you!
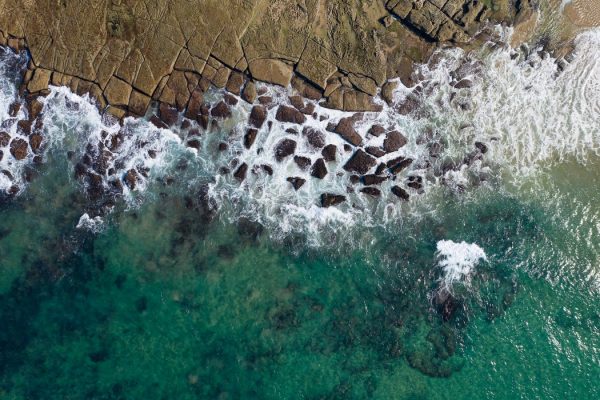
[
  {"left": 383, "top": 130, "right": 408, "bottom": 153},
  {"left": 275, "top": 105, "right": 306, "bottom": 124},
  {"left": 233, "top": 163, "right": 248, "bottom": 182},
  {"left": 218, "top": 142, "right": 228, "bottom": 151},
  {"left": 242, "top": 82, "right": 257, "bottom": 103},
  {"left": 302, "top": 127, "right": 325, "bottom": 148},
  {"left": 244, "top": 128, "right": 258, "bottom": 149},
  {"left": 149, "top": 115, "right": 168, "bottom": 129},
  {"left": 381, "top": 81, "right": 398, "bottom": 105},
  {"left": 274, "top": 139, "right": 296, "bottom": 162},
  {"left": 396, "top": 95, "right": 420, "bottom": 115},
  {"left": 321, "top": 193, "right": 346, "bottom": 207},
  {"left": 8, "top": 102, "right": 20, "bottom": 117},
  {"left": 211, "top": 101, "right": 231, "bottom": 119},
  {"left": 261, "top": 164, "right": 273, "bottom": 176},
  {"left": 387, "top": 157, "right": 413, "bottom": 174},
  {"left": 360, "top": 187, "right": 381, "bottom": 197},
  {"left": 391, "top": 185, "right": 410, "bottom": 201},
  {"left": 9, "top": 138, "right": 28, "bottom": 160},
  {"left": 362, "top": 175, "right": 387, "bottom": 185},
  {"left": 289, "top": 95, "right": 305, "bottom": 111},
  {"left": 258, "top": 96, "right": 273, "bottom": 106},
  {"left": 223, "top": 93, "right": 238, "bottom": 106},
  {"left": 365, "top": 146, "right": 386, "bottom": 158},
  {"left": 343, "top": 149, "right": 376, "bottom": 175},
  {"left": 29, "top": 133, "right": 43, "bottom": 153},
  {"left": 334, "top": 117, "right": 362, "bottom": 146},
  {"left": 124, "top": 169, "right": 138, "bottom": 189},
  {"left": 285, "top": 128, "right": 299, "bottom": 135},
  {"left": 158, "top": 103, "right": 179, "bottom": 126},
  {"left": 321, "top": 144, "right": 337, "bottom": 162},
  {"left": 0, "top": 150, "right": 3, "bottom": 161},
  {"left": 226, "top": 71, "right": 245, "bottom": 96},
  {"left": 311, "top": 158, "right": 328, "bottom": 179},
  {"left": 368, "top": 124, "right": 385, "bottom": 137},
  {"left": 17, "top": 120, "right": 32, "bottom": 135},
  {"left": 454, "top": 79, "right": 473, "bottom": 89},
  {"left": 286, "top": 177, "right": 306, "bottom": 191},
  {"left": 28, "top": 98, "right": 44, "bottom": 120},
  {"left": 249, "top": 105, "right": 266, "bottom": 128},
  {"left": 0, "top": 131, "right": 10, "bottom": 147},
  {"left": 294, "top": 156, "right": 311, "bottom": 170},
  {"left": 187, "top": 139, "right": 201, "bottom": 150},
  {"left": 475, "top": 141, "right": 488, "bottom": 154},
  {"left": 407, "top": 176, "right": 423, "bottom": 190}
]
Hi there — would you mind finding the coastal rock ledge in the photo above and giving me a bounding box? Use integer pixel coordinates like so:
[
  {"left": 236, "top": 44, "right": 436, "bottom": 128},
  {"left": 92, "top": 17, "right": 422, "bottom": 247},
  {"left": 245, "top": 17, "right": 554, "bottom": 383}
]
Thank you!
[{"left": 0, "top": 0, "right": 531, "bottom": 118}]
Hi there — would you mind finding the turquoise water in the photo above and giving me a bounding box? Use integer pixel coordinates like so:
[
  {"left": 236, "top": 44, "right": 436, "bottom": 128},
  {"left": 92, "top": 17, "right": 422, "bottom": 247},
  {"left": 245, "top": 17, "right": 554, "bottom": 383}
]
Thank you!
[{"left": 1, "top": 32, "right": 600, "bottom": 399}]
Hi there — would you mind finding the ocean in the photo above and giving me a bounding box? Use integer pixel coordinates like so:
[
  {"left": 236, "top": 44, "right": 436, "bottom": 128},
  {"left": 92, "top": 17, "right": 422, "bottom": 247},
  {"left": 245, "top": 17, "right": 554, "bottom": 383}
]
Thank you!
[{"left": 0, "top": 27, "right": 599, "bottom": 399}]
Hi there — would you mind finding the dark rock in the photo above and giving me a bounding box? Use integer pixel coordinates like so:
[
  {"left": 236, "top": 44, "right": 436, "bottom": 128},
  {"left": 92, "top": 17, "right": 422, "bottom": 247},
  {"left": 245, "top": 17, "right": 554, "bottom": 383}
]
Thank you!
[
  {"left": 197, "top": 114, "right": 209, "bottom": 130},
  {"left": 258, "top": 96, "right": 273, "bottom": 106},
  {"left": 274, "top": 139, "right": 297, "bottom": 161},
  {"left": 275, "top": 105, "right": 306, "bottom": 124},
  {"left": 365, "top": 146, "right": 386, "bottom": 158},
  {"left": 343, "top": 149, "right": 376, "bottom": 175},
  {"left": 8, "top": 101, "right": 20, "bottom": 117},
  {"left": 285, "top": 127, "right": 298, "bottom": 135},
  {"left": 244, "top": 128, "right": 258, "bottom": 149},
  {"left": 289, "top": 95, "right": 305, "bottom": 111},
  {"left": 321, "top": 193, "right": 346, "bottom": 207},
  {"left": 234, "top": 163, "right": 248, "bottom": 182},
  {"left": 124, "top": 169, "right": 138, "bottom": 189},
  {"left": 334, "top": 117, "right": 362, "bottom": 146},
  {"left": 0, "top": 150, "right": 3, "bottom": 161},
  {"left": 261, "top": 164, "right": 273, "bottom": 175},
  {"left": 218, "top": 142, "right": 228, "bottom": 151},
  {"left": 311, "top": 158, "right": 328, "bottom": 179},
  {"left": 454, "top": 79, "right": 473, "bottom": 89},
  {"left": 28, "top": 98, "right": 44, "bottom": 120},
  {"left": 375, "top": 163, "right": 387, "bottom": 175},
  {"left": 302, "top": 127, "right": 325, "bottom": 148},
  {"left": 17, "top": 120, "right": 32, "bottom": 135},
  {"left": 387, "top": 157, "right": 413, "bottom": 174},
  {"left": 362, "top": 174, "right": 387, "bottom": 185},
  {"left": 9, "top": 138, "right": 28, "bottom": 160},
  {"left": 29, "top": 134, "right": 43, "bottom": 153},
  {"left": 391, "top": 185, "right": 410, "bottom": 201},
  {"left": 159, "top": 103, "right": 179, "bottom": 126},
  {"left": 407, "top": 175, "right": 423, "bottom": 190},
  {"left": 150, "top": 115, "right": 168, "bottom": 129},
  {"left": 286, "top": 177, "right": 306, "bottom": 190},
  {"left": 396, "top": 95, "right": 420, "bottom": 115},
  {"left": 294, "top": 156, "right": 311, "bottom": 170},
  {"left": 349, "top": 175, "right": 361, "bottom": 184},
  {"left": 321, "top": 144, "right": 337, "bottom": 162},
  {"left": 383, "top": 130, "right": 408, "bottom": 153},
  {"left": 211, "top": 101, "right": 231, "bottom": 119},
  {"left": 249, "top": 105, "right": 266, "bottom": 128},
  {"left": 242, "top": 82, "right": 257, "bottom": 103},
  {"left": 368, "top": 124, "right": 385, "bottom": 137},
  {"left": 0, "top": 131, "right": 10, "bottom": 147},
  {"left": 187, "top": 139, "right": 201, "bottom": 150},
  {"left": 223, "top": 93, "right": 238, "bottom": 106},
  {"left": 475, "top": 141, "right": 488, "bottom": 154},
  {"left": 360, "top": 187, "right": 381, "bottom": 196}
]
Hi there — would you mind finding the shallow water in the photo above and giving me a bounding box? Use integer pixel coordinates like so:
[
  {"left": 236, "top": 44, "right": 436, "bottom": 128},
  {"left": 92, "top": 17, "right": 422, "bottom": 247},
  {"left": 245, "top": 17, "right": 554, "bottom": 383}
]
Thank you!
[{"left": 1, "top": 29, "right": 600, "bottom": 399}]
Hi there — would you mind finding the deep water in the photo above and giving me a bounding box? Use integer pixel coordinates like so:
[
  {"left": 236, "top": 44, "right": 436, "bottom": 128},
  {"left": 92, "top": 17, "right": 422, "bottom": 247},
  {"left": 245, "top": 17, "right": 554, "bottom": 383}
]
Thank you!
[{"left": 1, "top": 30, "right": 600, "bottom": 399}]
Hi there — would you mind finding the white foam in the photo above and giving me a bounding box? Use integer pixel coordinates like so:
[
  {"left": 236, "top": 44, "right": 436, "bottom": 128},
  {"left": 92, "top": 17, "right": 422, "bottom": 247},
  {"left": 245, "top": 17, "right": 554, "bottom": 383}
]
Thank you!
[
  {"left": 436, "top": 240, "right": 487, "bottom": 290},
  {"left": 76, "top": 213, "right": 104, "bottom": 233}
]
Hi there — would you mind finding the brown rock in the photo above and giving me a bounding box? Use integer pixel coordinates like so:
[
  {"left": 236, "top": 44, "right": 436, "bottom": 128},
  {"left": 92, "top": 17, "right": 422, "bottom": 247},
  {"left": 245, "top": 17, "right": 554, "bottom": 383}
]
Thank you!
[
  {"left": 321, "top": 193, "right": 346, "bottom": 207},
  {"left": 274, "top": 139, "right": 297, "bottom": 162},
  {"left": 27, "top": 68, "right": 51, "bottom": 93},
  {"left": 275, "top": 105, "right": 306, "bottom": 124},
  {"left": 8, "top": 102, "right": 20, "bottom": 117},
  {"left": 128, "top": 90, "right": 151, "bottom": 116},
  {"left": 0, "top": 131, "right": 10, "bottom": 147},
  {"left": 311, "top": 158, "right": 328, "bottom": 179},
  {"left": 234, "top": 163, "right": 248, "bottom": 182},
  {"left": 9, "top": 138, "right": 28, "bottom": 160},
  {"left": 365, "top": 146, "right": 386, "bottom": 158},
  {"left": 28, "top": 98, "right": 44, "bottom": 120},
  {"left": 391, "top": 185, "right": 410, "bottom": 201},
  {"left": 362, "top": 174, "right": 387, "bottom": 185},
  {"left": 287, "top": 177, "right": 306, "bottom": 191},
  {"left": 211, "top": 101, "right": 231, "bottom": 119},
  {"left": 334, "top": 118, "right": 362, "bottom": 147},
  {"left": 388, "top": 158, "right": 413, "bottom": 175},
  {"left": 159, "top": 103, "right": 179, "bottom": 126},
  {"left": 104, "top": 76, "right": 132, "bottom": 107},
  {"left": 249, "top": 105, "right": 266, "bottom": 128},
  {"left": 343, "top": 149, "right": 376, "bottom": 175},
  {"left": 294, "top": 156, "right": 311, "bottom": 170},
  {"left": 248, "top": 59, "right": 293, "bottom": 87},
  {"left": 368, "top": 124, "right": 385, "bottom": 137},
  {"left": 17, "top": 120, "right": 32, "bottom": 135},
  {"left": 185, "top": 89, "right": 204, "bottom": 119},
  {"left": 302, "top": 127, "right": 325, "bottom": 148},
  {"left": 124, "top": 169, "right": 138, "bottom": 190},
  {"left": 242, "top": 82, "right": 257, "bottom": 103},
  {"left": 381, "top": 81, "right": 398, "bottom": 105},
  {"left": 29, "top": 134, "right": 43, "bottom": 153},
  {"left": 360, "top": 187, "right": 381, "bottom": 197},
  {"left": 244, "top": 128, "right": 258, "bottom": 149},
  {"left": 291, "top": 76, "right": 322, "bottom": 101},
  {"left": 223, "top": 93, "right": 238, "bottom": 106},
  {"left": 226, "top": 71, "right": 245, "bottom": 95},
  {"left": 383, "top": 131, "right": 408, "bottom": 153},
  {"left": 321, "top": 144, "right": 337, "bottom": 162}
]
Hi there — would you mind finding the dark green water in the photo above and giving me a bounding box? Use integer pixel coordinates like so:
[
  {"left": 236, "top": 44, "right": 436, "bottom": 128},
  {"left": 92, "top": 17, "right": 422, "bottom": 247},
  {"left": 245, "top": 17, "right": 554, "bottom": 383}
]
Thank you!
[{"left": 1, "top": 146, "right": 599, "bottom": 399}]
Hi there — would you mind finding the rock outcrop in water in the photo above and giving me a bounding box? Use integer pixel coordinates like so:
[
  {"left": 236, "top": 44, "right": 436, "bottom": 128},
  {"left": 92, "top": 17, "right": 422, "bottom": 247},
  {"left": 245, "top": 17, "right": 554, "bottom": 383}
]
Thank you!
[{"left": 0, "top": 0, "right": 528, "bottom": 118}]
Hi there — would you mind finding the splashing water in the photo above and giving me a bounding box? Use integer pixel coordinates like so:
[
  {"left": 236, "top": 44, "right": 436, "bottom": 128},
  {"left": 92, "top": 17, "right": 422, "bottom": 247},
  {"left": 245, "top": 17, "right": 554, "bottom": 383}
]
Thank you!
[{"left": 436, "top": 240, "right": 488, "bottom": 290}]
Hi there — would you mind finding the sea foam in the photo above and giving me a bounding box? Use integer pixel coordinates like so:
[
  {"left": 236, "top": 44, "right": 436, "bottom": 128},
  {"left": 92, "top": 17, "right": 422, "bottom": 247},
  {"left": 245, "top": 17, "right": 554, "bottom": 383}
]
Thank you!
[{"left": 436, "top": 240, "right": 487, "bottom": 290}]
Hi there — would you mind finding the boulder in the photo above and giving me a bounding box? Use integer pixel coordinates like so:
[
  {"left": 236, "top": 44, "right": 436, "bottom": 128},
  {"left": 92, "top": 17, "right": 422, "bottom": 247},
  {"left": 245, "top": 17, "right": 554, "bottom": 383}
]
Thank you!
[
  {"left": 29, "top": 134, "right": 43, "bottom": 153},
  {"left": 9, "top": 138, "right": 28, "bottom": 160},
  {"left": 274, "top": 139, "right": 297, "bottom": 161},
  {"left": 334, "top": 117, "right": 362, "bottom": 146},
  {"left": 311, "top": 158, "right": 327, "bottom": 179},
  {"left": 223, "top": 93, "right": 238, "bottom": 106},
  {"left": 275, "top": 105, "right": 306, "bottom": 124},
  {"left": 249, "top": 105, "right": 267, "bottom": 128},
  {"left": 248, "top": 59, "right": 293, "bottom": 87},
  {"left": 383, "top": 130, "right": 408, "bottom": 153},
  {"left": 388, "top": 157, "right": 413, "bottom": 175},
  {"left": 360, "top": 187, "right": 381, "bottom": 197},
  {"left": 159, "top": 103, "right": 179, "bottom": 126},
  {"left": 211, "top": 101, "right": 231, "bottom": 119},
  {"left": 391, "top": 185, "right": 410, "bottom": 201},
  {"left": 124, "top": 169, "right": 138, "bottom": 189},
  {"left": 321, "top": 193, "right": 346, "bottom": 207},
  {"left": 302, "top": 127, "right": 325, "bottom": 148},
  {"left": 242, "top": 82, "right": 257, "bottom": 103},
  {"left": 362, "top": 175, "right": 387, "bottom": 185},
  {"left": 226, "top": 71, "right": 245, "bottom": 95},
  {"left": 234, "top": 163, "right": 248, "bottom": 182},
  {"left": 365, "top": 146, "right": 386, "bottom": 158},
  {"left": 27, "top": 68, "right": 51, "bottom": 93},
  {"left": 0, "top": 131, "right": 10, "bottom": 147},
  {"left": 244, "top": 128, "right": 258, "bottom": 149},
  {"left": 343, "top": 149, "right": 376, "bottom": 175},
  {"left": 321, "top": 144, "right": 337, "bottom": 162},
  {"left": 287, "top": 177, "right": 306, "bottom": 191},
  {"left": 368, "top": 124, "right": 385, "bottom": 137},
  {"left": 294, "top": 156, "right": 311, "bottom": 170}
]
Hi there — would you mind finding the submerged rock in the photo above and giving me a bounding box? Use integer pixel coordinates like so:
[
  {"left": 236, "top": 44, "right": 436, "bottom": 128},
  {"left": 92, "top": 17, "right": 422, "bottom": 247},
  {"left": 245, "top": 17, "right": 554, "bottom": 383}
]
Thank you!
[{"left": 320, "top": 193, "right": 346, "bottom": 207}]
